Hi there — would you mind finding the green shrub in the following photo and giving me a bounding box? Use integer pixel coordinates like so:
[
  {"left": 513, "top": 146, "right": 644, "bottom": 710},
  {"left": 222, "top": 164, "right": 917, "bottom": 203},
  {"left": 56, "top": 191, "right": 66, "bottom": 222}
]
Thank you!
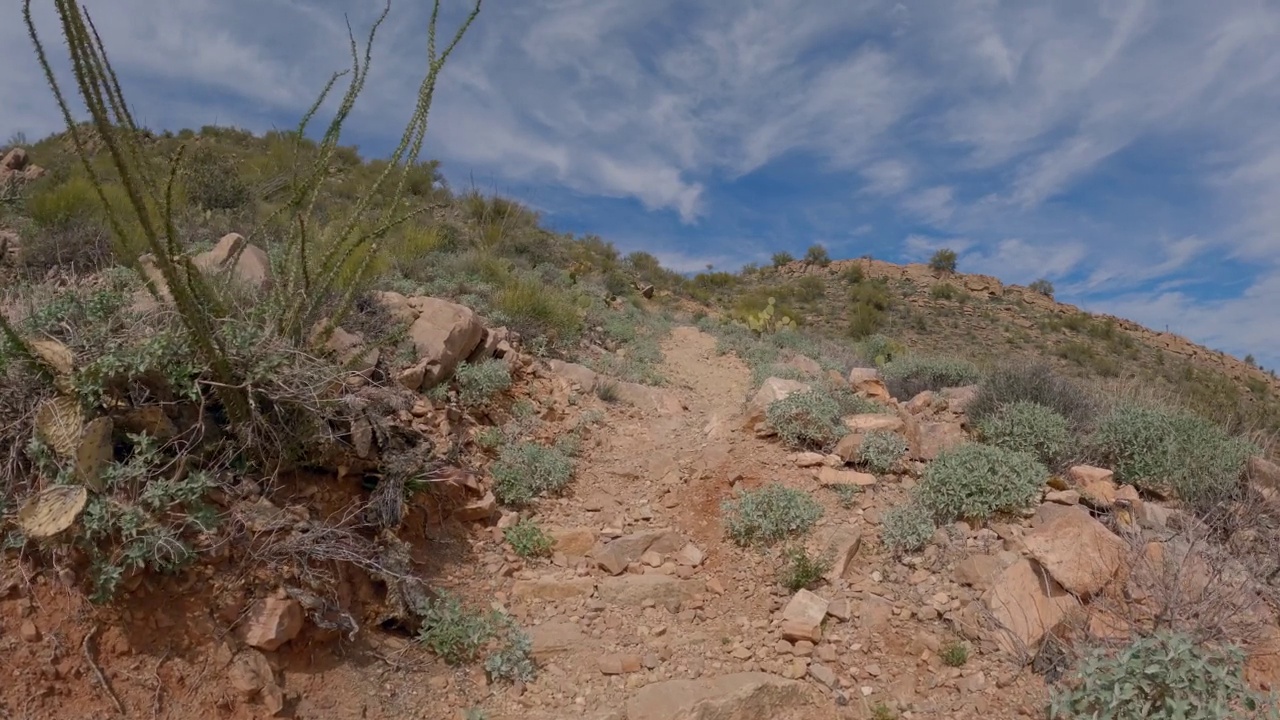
[
  {"left": 490, "top": 442, "right": 574, "bottom": 505},
  {"left": 503, "top": 518, "right": 553, "bottom": 558},
  {"left": 185, "top": 146, "right": 250, "bottom": 210},
  {"left": 1029, "top": 278, "right": 1054, "bottom": 298},
  {"left": 857, "top": 334, "right": 905, "bottom": 366},
  {"left": 416, "top": 592, "right": 537, "bottom": 683},
  {"left": 765, "top": 391, "right": 849, "bottom": 451},
  {"left": 917, "top": 444, "right": 1047, "bottom": 522},
  {"left": 1088, "top": 404, "right": 1257, "bottom": 507},
  {"left": 826, "top": 383, "right": 887, "bottom": 416},
  {"left": 859, "top": 430, "right": 908, "bottom": 473},
  {"left": 772, "top": 251, "right": 795, "bottom": 267},
  {"left": 415, "top": 592, "right": 499, "bottom": 665},
  {"left": 825, "top": 483, "right": 861, "bottom": 508},
  {"left": 804, "top": 244, "right": 831, "bottom": 267},
  {"left": 967, "top": 362, "right": 1096, "bottom": 431},
  {"left": 779, "top": 545, "right": 832, "bottom": 590},
  {"left": 722, "top": 483, "right": 823, "bottom": 547},
  {"left": 881, "top": 355, "right": 981, "bottom": 400},
  {"left": 455, "top": 359, "right": 512, "bottom": 406},
  {"left": 494, "top": 277, "right": 582, "bottom": 348},
  {"left": 976, "top": 401, "right": 1072, "bottom": 466},
  {"left": 930, "top": 283, "right": 958, "bottom": 301},
  {"left": 940, "top": 641, "right": 969, "bottom": 667},
  {"left": 881, "top": 500, "right": 936, "bottom": 555},
  {"left": 841, "top": 265, "right": 865, "bottom": 284},
  {"left": 929, "top": 248, "right": 957, "bottom": 273},
  {"left": 1049, "top": 631, "right": 1276, "bottom": 720}
]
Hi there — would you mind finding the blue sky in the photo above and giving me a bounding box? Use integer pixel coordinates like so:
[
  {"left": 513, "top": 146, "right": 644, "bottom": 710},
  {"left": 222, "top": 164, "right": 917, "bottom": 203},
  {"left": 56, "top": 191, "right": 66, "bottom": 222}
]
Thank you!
[{"left": 4, "top": 0, "right": 1280, "bottom": 367}]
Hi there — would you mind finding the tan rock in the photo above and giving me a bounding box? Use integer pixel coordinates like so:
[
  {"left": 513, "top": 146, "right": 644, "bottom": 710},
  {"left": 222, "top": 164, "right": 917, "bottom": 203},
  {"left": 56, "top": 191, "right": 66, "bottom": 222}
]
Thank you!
[
  {"left": 984, "top": 559, "right": 1077, "bottom": 656},
  {"left": 511, "top": 577, "right": 596, "bottom": 602},
  {"left": 611, "top": 381, "right": 686, "bottom": 414},
  {"left": 823, "top": 528, "right": 862, "bottom": 583},
  {"left": 906, "top": 419, "right": 967, "bottom": 461},
  {"left": 193, "top": 233, "right": 273, "bottom": 293},
  {"left": 790, "top": 452, "right": 827, "bottom": 468},
  {"left": 745, "top": 377, "right": 811, "bottom": 428},
  {"left": 550, "top": 527, "right": 597, "bottom": 557},
  {"left": 528, "top": 621, "right": 585, "bottom": 661},
  {"left": 1044, "top": 490, "right": 1080, "bottom": 505},
  {"left": 404, "top": 297, "right": 486, "bottom": 389},
  {"left": 625, "top": 672, "right": 810, "bottom": 720},
  {"left": 847, "top": 367, "right": 890, "bottom": 401},
  {"left": 242, "top": 597, "right": 304, "bottom": 651},
  {"left": 676, "top": 543, "right": 706, "bottom": 567},
  {"left": 597, "top": 575, "right": 703, "bottom": 607},
  {"left": 1024, "top": 509, "right": 1127, "bottom": 597},
  {"left": 938, "top": 385, "right": 979, "bottom": 415},
  {"left": 842, "top": 413, "right": 905, "bottom": 434},
  {"left": 548, "top": 359, "right": 598, "bottom": 390},
  {"left": 780, "top": 589, "right": 829, "bottom": 642},
  {"left": 452, "top": 491, "right": 496, "bottom": 522},
  {"left": 816, "top": 467, "right": 877, "bottom": 487},
  {"left": 598, "top": 654, "right": 643, "bottom": 675},
  {"left": 953, "top": 554, "right": 1006, "bottom": 591},
  {"left": 2, "top": 147, "right": 29, "bottom": 170},
  {"left": 227, "top": 650, "right": 274, "bottom": 695},
  {"left": 784, "top": 354, "right": 822, "bottom": 376},
  {"left": 593, "top": 529, "right": 686, "bottom": 575},
  {"left": 1068, "top": 465, "right": 1115, "bottom": 486}
]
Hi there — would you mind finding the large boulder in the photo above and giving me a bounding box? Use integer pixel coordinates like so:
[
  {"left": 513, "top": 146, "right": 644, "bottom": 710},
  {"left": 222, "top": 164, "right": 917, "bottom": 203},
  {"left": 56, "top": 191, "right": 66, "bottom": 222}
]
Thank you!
[
  {"left": 1023, "top": 506, "right": 1127, "bottom": 597},
  {"left": 847, "top": 367, "right": 891, "bottom": 401},
  {"left": 393, "top": 297, "right": 486, "bottom": 391},
  {"left": 905, "top": 417, "right": 966, "bottom": 460},
  {"left": 983, "top": 559, "right": 1078, "bottom": 657},
  {"left": 192, "top": 233, "right": 274, "bottom": 293}
]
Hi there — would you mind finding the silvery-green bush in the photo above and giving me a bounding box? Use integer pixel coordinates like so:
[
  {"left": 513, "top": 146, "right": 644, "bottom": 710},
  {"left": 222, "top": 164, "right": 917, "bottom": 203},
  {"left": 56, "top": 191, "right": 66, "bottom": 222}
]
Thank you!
[
  {"left": 976, "top": 401, "right": 1072, "bottom": 466},
  {"left": 1049, "top": 631, "right": 1278, "bottom": 719},
  {"left": 917, "top": 443, "right": 1046, "bottom": 522}
]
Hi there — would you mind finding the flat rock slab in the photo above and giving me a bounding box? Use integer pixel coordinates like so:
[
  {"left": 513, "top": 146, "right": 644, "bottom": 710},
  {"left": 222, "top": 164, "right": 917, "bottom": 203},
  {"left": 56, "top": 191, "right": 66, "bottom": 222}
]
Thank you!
[
  {"left": 597, "top": 575, "right": 705, "bottom": 607},
  {"left": 625, "top": 672, "right": 810, "bottom": 720}
]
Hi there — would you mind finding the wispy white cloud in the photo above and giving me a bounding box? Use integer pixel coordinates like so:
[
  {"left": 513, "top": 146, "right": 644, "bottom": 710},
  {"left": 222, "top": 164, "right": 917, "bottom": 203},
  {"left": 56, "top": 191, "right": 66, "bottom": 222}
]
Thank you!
[{"left": 4, "top": 0, "right": 1280, "bottom": 364}]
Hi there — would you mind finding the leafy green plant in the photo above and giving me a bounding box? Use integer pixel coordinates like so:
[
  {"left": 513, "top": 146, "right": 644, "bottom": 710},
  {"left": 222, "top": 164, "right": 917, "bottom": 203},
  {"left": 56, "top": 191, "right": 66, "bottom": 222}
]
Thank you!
[
  {"left": 880, "top": 500, "right": 936, "bottom": 555},
  {"left": 929, "top": 248, "right": 958, "bottom": 273},
  {"left": 976, "top": 401, "right": 1072, "bottom": 466},
  {"left": 871, "top": 702, "right": 898, "bottom": 720},
  {"left": 415, "top": 592, "right": 497, "bottom": 664},
  {"left": 940, "top": 640, "right": 969, "bottom": 667},
  {"left": 502, "top": 518, "right": 553, "bottom": 558},
  {"left": 75, "top": 434, "right": 218, "bottom": 603},
  {"left": 722, "top": 483, "right": 823, "bottom": 547},
  {"left": 881, "top": 355, "right": 981, "bottom": 400},
  {"left": 858, "top": 430, "right": 908, "bottom": 473},
  {"left": 765, "top": 390, "right": 848, "bottom": 451},
  {"left": 1029, "top": 278, "right": 1055, "bottom": 298},
  {"left": 1049, "top": 631, "right": 1277, "bottom": 719},
  {"left": 857, "top": 334, "right": 905, "bottom": 366},
  {"left": 772, "top": 251, "right": 794, "bottom": 267},
  {"left": 804, "top": 244, "right": 831, "bottom": 267},
  {"left": 1088, "top": 404, "right": 1256, "bottom": 508},
  {"left": 916, "top": 444, "right": 1047, "bottom": 522},
  {"left": 490, "top": 441, "right": 575, "bottom": 506},
  {"left": 455, "top": 358, "right": 511, "bottom": 406},
  {"left": 779, "top": 545, "right": 832, "bottom": 591},
  {"left": 484, "top": 618, "right": 538, "bottom": 683},
  {"left": 826, "top": 483, "right": 861, "bottom": 509}
]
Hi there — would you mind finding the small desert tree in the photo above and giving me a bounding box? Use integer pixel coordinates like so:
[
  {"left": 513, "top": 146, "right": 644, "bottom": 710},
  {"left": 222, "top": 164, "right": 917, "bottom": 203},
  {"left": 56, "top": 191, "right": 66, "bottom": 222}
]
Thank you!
[
  {"left": 1029, "top": 278, "right": 1055, "bottom": 297},
  {"left": 929, "top": 248, "right": 958, "bottom": 273},
  {"left": 804, "top": 244, "right": 831, "bottom": 267}
]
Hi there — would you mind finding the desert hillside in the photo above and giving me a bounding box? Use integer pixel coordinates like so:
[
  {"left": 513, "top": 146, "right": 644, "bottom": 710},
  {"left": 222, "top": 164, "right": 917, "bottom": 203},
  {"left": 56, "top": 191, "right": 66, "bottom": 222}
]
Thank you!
[{"left": 3, "top": 11, "right": 1280, "bottom": 717}]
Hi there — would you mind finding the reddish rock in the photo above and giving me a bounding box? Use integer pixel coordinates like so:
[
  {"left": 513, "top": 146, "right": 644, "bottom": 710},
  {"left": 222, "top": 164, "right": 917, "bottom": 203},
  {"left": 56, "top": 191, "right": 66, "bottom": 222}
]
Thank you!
[
  {"left": 1024, "top": 509, "right": 1127, "bottom": 597},
  {"left": 781, "top": 590, "right": 829, "bottom": 642},
  {"left": 983, "top": 559, "right": 1078, "bottom": 656},
  {"left": 906, "top": 419, "right": 966, "bottom": 461},
  {"left": 242, "top": 597, "right": 304, "bottom": 651}
]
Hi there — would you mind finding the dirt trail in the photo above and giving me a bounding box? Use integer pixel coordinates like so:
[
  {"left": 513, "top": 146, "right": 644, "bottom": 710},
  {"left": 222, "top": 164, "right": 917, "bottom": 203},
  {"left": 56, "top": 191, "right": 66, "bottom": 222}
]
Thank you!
[{"left": 0, "top": 325, "right": 1050, "bottom": 720}]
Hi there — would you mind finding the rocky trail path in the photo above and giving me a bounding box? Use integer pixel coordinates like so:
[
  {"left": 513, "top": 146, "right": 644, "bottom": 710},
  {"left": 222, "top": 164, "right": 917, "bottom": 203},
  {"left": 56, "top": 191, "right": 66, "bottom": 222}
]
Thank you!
[
  {"left": 447, "top": 326, "right": 1049, "bottom": 720},
  {"left": 0, "top": 325, "right": 1068, "bottom": 720}
]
